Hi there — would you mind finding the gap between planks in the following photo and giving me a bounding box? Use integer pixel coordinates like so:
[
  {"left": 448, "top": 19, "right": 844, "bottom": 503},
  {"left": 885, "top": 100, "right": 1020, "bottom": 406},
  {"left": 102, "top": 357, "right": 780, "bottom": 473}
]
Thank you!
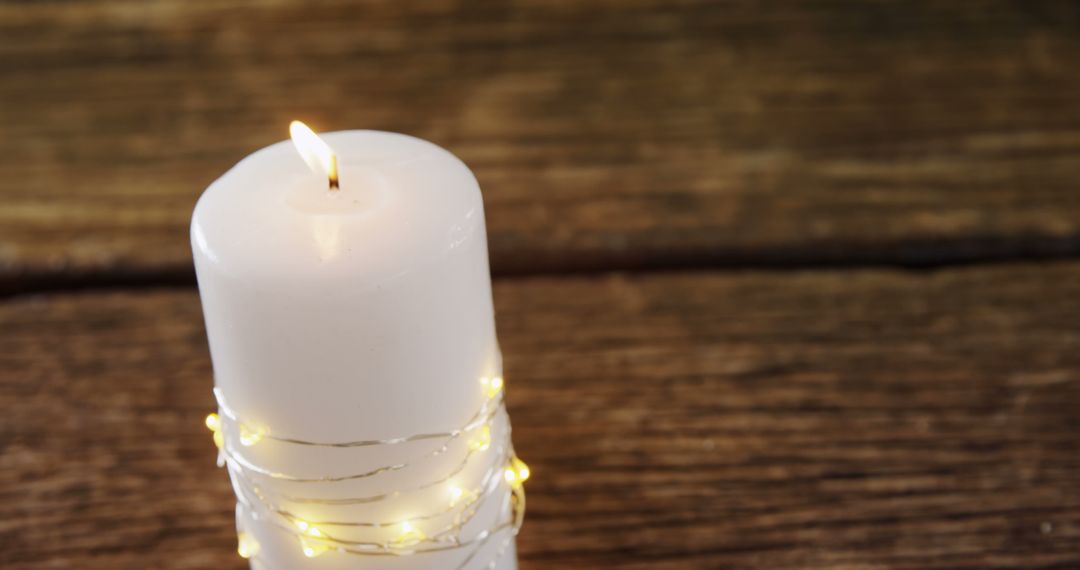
[{"left": 3, "top": 242, "right": 1080, "bottom": 300}]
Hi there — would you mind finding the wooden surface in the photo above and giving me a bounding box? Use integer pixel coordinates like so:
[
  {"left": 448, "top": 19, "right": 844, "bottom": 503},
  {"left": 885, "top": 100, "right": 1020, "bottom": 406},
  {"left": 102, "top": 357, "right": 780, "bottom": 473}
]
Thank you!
[
  {"left": 4, "top": 1, "right": 1080, "bottom": 291},
  {"left": 3, "top": 264, "right": 1079, "bottom": 569},
  {"left": 3, "top": 1, "right": 1080, "bottom": 569}
]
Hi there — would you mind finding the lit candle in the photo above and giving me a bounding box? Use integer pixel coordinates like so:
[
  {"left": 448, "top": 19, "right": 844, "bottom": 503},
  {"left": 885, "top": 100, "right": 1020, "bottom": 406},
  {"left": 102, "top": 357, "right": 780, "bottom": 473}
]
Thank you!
[{"left": 191, "top": 123, "right": 524, "bottom": 569}]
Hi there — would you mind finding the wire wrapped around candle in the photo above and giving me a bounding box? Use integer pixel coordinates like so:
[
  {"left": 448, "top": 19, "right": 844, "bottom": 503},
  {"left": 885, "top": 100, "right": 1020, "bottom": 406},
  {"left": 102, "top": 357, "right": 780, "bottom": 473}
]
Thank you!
[{"left": 206, "top": 376, "right": 528, "bottom": 568}]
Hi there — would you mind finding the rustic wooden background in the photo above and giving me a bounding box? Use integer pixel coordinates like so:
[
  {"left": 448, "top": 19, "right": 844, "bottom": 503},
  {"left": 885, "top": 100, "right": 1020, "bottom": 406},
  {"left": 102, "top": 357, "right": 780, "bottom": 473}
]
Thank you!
[{"left": 2, "top": 1, "right": 1079, "bottom": 568}]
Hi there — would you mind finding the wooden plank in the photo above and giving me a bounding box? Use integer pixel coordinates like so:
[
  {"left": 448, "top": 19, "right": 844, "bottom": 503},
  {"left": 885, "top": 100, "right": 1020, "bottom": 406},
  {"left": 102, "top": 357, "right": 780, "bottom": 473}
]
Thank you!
[
  {"left": 3, "top": 1, "right": 1080, "bottom": 288},
  {"left": 3, "top": 263, "right": 1079, "bottom": 568}
]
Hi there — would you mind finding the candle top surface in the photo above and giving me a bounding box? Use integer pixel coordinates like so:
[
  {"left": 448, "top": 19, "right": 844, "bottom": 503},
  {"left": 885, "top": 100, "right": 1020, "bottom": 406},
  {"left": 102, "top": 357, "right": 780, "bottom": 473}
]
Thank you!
[{"left": 191, "top": 130, "right": 485, "bottom": 286}]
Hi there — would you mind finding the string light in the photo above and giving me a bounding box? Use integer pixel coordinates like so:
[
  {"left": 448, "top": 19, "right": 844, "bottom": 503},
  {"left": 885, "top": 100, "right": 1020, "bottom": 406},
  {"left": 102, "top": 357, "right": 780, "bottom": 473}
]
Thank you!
[{"left": 208, "top": 372, "right": 529, "bottom": 567}]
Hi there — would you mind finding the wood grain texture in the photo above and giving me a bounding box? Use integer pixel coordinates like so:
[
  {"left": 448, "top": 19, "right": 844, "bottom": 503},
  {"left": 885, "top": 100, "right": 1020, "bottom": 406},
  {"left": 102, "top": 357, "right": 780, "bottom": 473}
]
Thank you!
[
  {"left": 3, "top": 263, "right": 1079, "bottom": 569},
  {"left": 4, "top": 0, "right": 1080, "bottom": 288}
]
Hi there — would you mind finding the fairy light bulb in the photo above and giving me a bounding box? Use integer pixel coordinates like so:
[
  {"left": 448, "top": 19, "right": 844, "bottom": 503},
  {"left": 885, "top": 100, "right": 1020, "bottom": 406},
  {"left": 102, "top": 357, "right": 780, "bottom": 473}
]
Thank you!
[
  {"left": 238, "top": 422, "right": 266, "bottom": 446},
  {"left": 504, "top": 456, "right": 531, "bottom": 490},
  {"left": 295, "top": 520, "right": 323, "bottom": 537},
  {"left": 480, "top": 375, "right": 504, "bottom": 398},
  {"left": 449, "top": 485, "right": 465, "bottom": 506},
  {"left": 392, "top": 520, "right": 426, "bottom": 549},
  {"left": 294, "top": 520, "right": 331, "bottom": 558},
  {"left": 514, "top": 457, "right": 531, "bottom": 482},
  {"left": 205, "top": 413, "right": 224, "bottom": 449},
  {"left": 301, "top": 538, "right": 330, "bottom": 558},
  {"left": 237, "top": 532, "right": 260, "bottom": 559},
  {"left": 468, "top": 425, "right": 491, "bottom": 452},
  {"left": 449, "top": 484, "right": 477, "bottom": 508}
]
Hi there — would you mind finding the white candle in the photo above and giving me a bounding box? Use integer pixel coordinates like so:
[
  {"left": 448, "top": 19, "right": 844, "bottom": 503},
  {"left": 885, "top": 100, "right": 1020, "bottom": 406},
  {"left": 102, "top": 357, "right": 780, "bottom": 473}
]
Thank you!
[{"left": 191, "top": 125, "right": 523, "bottom": 569}]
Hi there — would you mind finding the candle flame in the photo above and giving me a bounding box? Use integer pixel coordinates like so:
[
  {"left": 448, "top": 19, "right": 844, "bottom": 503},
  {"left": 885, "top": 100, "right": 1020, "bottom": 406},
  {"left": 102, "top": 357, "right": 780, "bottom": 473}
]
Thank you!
[{"left": 289, "top": 120, "right": 339, "bottom": 190}]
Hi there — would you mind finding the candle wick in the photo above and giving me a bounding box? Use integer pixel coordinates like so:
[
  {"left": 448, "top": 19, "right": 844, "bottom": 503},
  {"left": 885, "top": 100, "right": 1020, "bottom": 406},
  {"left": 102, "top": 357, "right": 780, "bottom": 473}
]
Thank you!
[{"left": 329, "top": 155, "right": 340, "bottom": 191}]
